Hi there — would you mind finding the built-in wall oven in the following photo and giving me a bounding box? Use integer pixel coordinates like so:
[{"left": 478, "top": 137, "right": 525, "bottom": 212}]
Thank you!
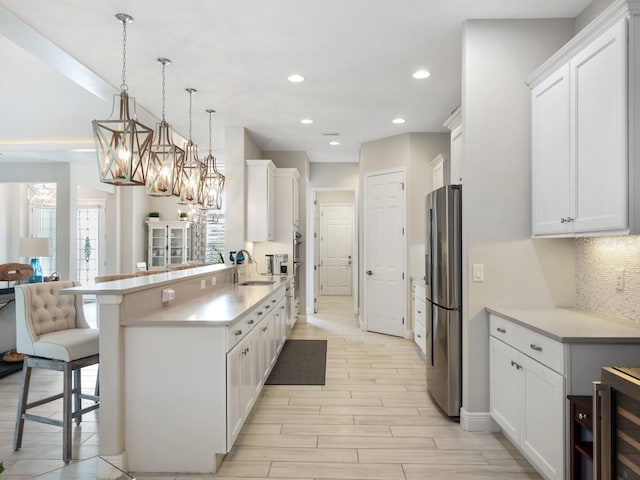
[
  {"left": 293, "top": 232, "right": 302, "bottom": 300},
  {"left": 593, "top": 367, "right": 640, "bottom": 479}
]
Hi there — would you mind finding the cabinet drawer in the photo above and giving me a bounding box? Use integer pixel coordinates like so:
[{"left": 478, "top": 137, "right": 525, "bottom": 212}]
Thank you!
[
  {"left": 413, "top": 282, "right": 426, "bottom": 300},
  {"left": 489, "top": 314, "right": 520, "bottom": 348},
  {"left": 414, "top": 321, "right": 426, "bottom": 356},
  {"left": 518, "top": 328, "right": 564, "bottom": 374},
  {"left": 227, "top": 313, "right": 259, "bottom": 351},
  {"left": 414, "top": 298, "right": 426, "bottom": 328}
]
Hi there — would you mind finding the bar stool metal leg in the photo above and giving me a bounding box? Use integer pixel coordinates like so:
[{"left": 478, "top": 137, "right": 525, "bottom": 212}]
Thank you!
[
  {"left": 73, "top": 368, "right": 82, "bottom": 425},
  {"left": 63, "top": 363, "right": 72, "bottom": 464},
  {"left": 13, "top": 363, "right": 32, "bottom": 451}
]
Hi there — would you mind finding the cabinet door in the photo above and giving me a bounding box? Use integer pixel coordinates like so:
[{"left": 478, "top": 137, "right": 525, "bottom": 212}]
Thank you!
[
  {"left": 226, "top": 344, "right": 243, "bottom": 447},
  {"left": 531, "top": 65, "right": 572, "bottom": 235},
  {"left": 267, "top": 163, "right": 275, "bottom": 240},
  {"left": 520, "top": 354, "right": 565, "bottom": 480},
  {"left": 169, "top": 227, "right": 185, "bottom": 265},
  {"left": 489, "top": 337, "right": 521, "bottom": 442},
  {"left": 240, "top": 335, "right": 256, "bottom": 420},
  {"left": 450, "top": 125, "right": 463, "bottom": 184},
  {"left": 259, "top": 318, "right": 272, "bottom": 381},
  {"left": 149, "top": 226, "right": 167, "bottom": 267},
  {"left": 571, "top": 20, "right": 627, "bottom": 233}
]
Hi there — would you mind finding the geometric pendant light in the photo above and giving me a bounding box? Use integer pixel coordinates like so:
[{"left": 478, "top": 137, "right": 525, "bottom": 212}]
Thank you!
[
  {"left": 202, "top": 109, "right": 225, "bottom": 210},
  {"left": 92, "top": 13, "right": 153, "bottom": 186},
  {"left": 146, "top": 58, "right": 185, "bottom": 196},
  {"left": 176, "top": 88, "right": 207, "bottom": 205}
]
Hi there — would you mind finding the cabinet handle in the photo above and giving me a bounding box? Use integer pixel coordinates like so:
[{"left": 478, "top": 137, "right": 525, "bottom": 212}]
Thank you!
[
  {"left": 265, "top": 305, "right": 270, "bottom": 309},
  {"left": 417, "top": 310, "right": 422, "bottom": 314},
  {"left": 577, "top": 413, "right": 587, "bottom": 421},
  {"left": 416, "top": 334, "right": 421, "bottom": 338},
  {"left": 272, "top": 299, "right": 277, "bottom": 303},
  {"left": 510, "top": 360, "right": 517, "bottom": 367},
  {"left": 530, "top": 344, "right": 542, "bottom": 352},
  {"left": 257, "top": 311, "right": 263, "bottom": 316},
  {"left": 497, "top": 327, "right": 506, "bottom": 334},
  {"left": 560, "top": 217, "right": 566, "bottom": 223},
  {"left": 247, "top": 319, "right": 255, "bottom": 325},
  {"left": 261, "top": 327, "right": 268, "bottom": 332},
  {"left": 516, "top": 364, "right": 522, "bottom": 370},
  {"left": 566, "top": 217, "right": 574, "bottom": 223},
  {"left": 234, "top": 330, "right": 243, "bottom": 336}
]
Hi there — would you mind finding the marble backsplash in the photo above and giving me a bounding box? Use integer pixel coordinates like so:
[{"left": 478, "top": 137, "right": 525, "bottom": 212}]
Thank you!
[{"left": 576, "top": 236, "right": 640, "bottom": 322}]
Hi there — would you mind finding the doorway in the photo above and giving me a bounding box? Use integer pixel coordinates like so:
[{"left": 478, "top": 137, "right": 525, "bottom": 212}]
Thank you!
[
  {"left": 311, "top": 189, "right": 358, "bottom": 314},
  {"left": 320, "top": 203, "right": 354, "bottom": 296},
  {"left": 363, "top": 168, "right": 406, "bottom": 337}
]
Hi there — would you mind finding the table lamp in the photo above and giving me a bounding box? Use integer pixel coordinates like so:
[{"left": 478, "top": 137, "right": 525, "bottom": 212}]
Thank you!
[{"left": 19, "top": 237, "right": 51, "bottom": 283}]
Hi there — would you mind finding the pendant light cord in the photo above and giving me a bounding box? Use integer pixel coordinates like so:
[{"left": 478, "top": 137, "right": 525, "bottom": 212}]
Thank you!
[
  {"left": 120, "top": 18, "right": 128, "bottom": 92},
  {"left": 161, "top": 61, "right": 166, "bottom": 121},
  {"left": 188, "top": 90, "right": 193, "bottom": 141},
  {"left": 208, "top": 111, "right": 212, "bottom": 154}
]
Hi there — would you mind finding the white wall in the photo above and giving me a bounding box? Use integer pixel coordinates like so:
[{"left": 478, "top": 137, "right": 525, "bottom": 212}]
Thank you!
[
  {"left": 317, "top": 191, "right": 355, "bottom": 204},
  {"left": 575, "top": 0, "right": 615, "bottom": 33},
  {"left": 461, "top": 19, "right": 576, "bottom": 420}
]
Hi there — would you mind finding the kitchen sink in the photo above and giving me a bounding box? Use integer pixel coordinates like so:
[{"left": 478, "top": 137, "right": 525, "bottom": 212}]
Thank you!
[{"left": 238, "top": 280, "right": 275, "bottom": 286}]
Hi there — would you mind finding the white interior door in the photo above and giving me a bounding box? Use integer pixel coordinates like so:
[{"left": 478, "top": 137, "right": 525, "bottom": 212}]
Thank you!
[
  {"left": 320, "top": 204, "right": 353, "bottom": 296},
  {"left": 364, "top": 170, "right": 406, "bottom": 337}
]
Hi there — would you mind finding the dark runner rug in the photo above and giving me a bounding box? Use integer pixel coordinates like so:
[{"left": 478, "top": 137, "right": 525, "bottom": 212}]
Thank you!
[{"left": 266, "top": 339, "right": 327, "bottom": 385}]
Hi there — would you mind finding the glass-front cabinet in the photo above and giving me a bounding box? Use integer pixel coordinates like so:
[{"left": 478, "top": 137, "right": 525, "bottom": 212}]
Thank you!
[{"left": 146, "top": 221, "right": 191, "bottom": 268}]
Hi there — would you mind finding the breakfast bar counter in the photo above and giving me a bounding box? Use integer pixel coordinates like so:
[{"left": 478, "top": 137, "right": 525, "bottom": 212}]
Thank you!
[{"left": 62, "top": 265, "right": 294, "bottom": 475}]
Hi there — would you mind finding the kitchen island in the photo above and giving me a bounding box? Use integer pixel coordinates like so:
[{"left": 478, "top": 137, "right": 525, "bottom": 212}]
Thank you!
[{"left": 62, "top": 265, "right": 293, "bottom": 474}]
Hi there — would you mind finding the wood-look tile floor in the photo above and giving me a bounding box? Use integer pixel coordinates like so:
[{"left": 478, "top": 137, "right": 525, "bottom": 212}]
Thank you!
[{"left": 0, "top": 296, "right": 541, "bottom": 479}]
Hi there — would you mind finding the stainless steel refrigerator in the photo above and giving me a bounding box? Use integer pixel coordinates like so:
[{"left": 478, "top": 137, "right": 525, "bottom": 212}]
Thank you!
[{"left": 425, "top": 184, "right": 462, "bottom": 417}]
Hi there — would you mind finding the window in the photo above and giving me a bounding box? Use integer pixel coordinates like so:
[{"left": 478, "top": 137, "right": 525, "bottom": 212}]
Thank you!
[
  {"left": 77, "top": 208, "right": 100, "bottom": 284},
  {"left": 30, "top": 205, "right": 56, "bottom": 276},
  {"left": 205, "top": 212, "right": 225, "bottom": 264}
]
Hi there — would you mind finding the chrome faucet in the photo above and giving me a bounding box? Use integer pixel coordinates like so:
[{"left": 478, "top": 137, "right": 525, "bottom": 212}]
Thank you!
[{"left": 232, "top": 249, "right": 253, "bottom": 283}]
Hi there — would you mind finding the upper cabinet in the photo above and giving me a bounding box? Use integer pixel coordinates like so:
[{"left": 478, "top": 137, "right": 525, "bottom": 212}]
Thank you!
[
  {"left": 275, "top": 168, "right": 301, "bottom": 241},
  {"left": 443, "top": 107, "right": 463, "bottom": 185},
  {"left": 246, "top": 160, "right": 276, "bottom": 242},
  {"left": 528, "top": 3, "right": 636, "bottom": 237}
]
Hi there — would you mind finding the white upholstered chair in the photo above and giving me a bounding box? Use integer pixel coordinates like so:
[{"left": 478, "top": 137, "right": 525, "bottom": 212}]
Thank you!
[{"left": 13, "top": 280, "right": 99, "bottom": 463}]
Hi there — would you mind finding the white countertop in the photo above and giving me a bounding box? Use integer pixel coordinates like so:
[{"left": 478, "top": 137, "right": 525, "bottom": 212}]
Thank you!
[
  {"left": 486, "top": 306, "right": 640, "bottom": 343},
  {"left": 122, "top": 275, "right": 291, "bottom": 327},
  {"left": 61, "top": 264, "right": 233, "bottom": 295}
]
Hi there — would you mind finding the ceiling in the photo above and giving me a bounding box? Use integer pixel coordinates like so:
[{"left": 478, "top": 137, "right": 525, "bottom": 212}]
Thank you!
[{"left": 0, "top": 0, "right": 593, "bottom": 165}]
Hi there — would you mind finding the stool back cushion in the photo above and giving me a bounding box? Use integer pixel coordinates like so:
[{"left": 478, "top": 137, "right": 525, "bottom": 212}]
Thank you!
[{"left": 15, "top": 281, "right": 87, "bottom": 355}]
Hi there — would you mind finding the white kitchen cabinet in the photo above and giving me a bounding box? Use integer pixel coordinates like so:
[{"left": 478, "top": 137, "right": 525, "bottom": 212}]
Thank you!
[
  {"left": 146, "top": 221, "right": 191, "bottom": 268},
  {"left": 443, "top": 107, "right": 463, "bottom": 185},
  {"left": 489, "top": 318, "right": 564, "bottom": 480},
  {"left": 246, "top": 160, "right": 276, "bottom": 241},
  {"left": 275, "top": 168, "right": 301, "bottom": 240},
  {"left": 531, "top": 65, "right": 571, "bottom": 235},
  {"left": 412, "top": 281, "right": 427, "bottom": 356},
  {"left": 528, "top": 6, "right": 635, "bottom": 236},
  {"left": 430, "top": 154, "right": 449, "bottom": 192},
  {"left": 519, "top": 353, "right": 564, "bottom": 480}
]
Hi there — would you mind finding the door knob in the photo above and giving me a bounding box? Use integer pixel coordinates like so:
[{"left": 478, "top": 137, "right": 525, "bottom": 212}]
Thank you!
[{"left": 366, "top": 270, "right": 373, "bottom": 276}]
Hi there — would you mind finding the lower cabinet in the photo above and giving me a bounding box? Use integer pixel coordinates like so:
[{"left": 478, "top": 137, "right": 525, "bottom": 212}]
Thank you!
[
  {"left": 489, "top": 320, "right": 564, "bottom": 480},
  {"left": 412, "top": 281, "right": 427, "bottom": 356},
  {"left": 226, "top": 292, "right": 291, "bottom": 449}
]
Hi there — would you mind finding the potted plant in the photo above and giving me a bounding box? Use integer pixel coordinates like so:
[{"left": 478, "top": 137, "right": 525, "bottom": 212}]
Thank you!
[
  {"left": 0, "top": 461, "right": 5, "bottom": 474},
  {"left": 179, "top": 212, "right": 188, "bottom": 221},
  {"left": 147, "top": 212, "right": 160, "bottom": 222}
]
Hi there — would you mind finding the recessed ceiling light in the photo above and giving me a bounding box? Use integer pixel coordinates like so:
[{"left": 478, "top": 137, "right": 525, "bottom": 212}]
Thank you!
[
  {"left": 288, "top": 74, "right": 305, "bottom": 83},
  {"left": 301, "top": 118, "right": 314, "bottom": 125},
  {"left": 412, "top": 69, "right": 431, "bottom": 79},
  {"left": 392, "top": 118, "right": 406, "bottom": 124},
  {"left": 329, "top": 141, "right": 340, "bottom": 146}
]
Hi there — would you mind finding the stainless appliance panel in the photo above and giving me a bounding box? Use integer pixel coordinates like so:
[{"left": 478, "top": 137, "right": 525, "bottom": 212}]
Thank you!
[
  {"left": 594, "top": 367, "right": 640, "bottom": 480},
  {"left": 428, "top": 304, "right": 461, "bottom": 416},
  {"left": 426, "top": 185, "right": 461, "bottom": 309}
]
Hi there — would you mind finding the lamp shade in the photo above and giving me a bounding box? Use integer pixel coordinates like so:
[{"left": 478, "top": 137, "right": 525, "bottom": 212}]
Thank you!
[{"left": 19, "top": 237, "right": 51, "bottom": 257}]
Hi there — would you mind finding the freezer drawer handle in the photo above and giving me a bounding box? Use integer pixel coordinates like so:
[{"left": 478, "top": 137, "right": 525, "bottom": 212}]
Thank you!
[
  {"left": 496, "top": 327, "right": 506, "bottom": 334},
  {"left": 366, "top": 270, "right": 373, "bottom": 276},
  {"left": 530, "top": 344, "right": 542, "bottom": 352}
]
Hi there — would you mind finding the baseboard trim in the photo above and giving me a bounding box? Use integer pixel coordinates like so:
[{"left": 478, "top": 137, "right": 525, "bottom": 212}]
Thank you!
[
  {"left": 101, "top": 451, "right": 128, "bottom": 472},
  {"left": 460, "top": 408, "right": 500, "bottom": 432}
]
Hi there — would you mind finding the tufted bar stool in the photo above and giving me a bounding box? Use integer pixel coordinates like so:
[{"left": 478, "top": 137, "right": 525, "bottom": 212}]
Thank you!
[{"left": 13, "top": 280, "right": 99, "bottom": 464}]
